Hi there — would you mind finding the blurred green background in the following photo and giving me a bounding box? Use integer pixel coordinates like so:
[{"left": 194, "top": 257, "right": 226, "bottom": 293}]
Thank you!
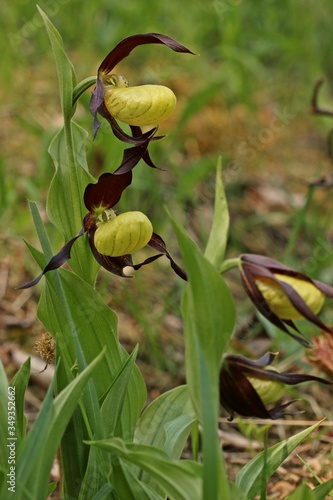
[{"left": 2, "top": 0, "right": 333, "bottom": 381}]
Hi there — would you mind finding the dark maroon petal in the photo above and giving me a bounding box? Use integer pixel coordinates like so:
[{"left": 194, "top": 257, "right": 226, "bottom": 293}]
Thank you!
[
  {"left": 233, "top": 357, "right": 332, "bottom": 386},
  {"left": 84, "top": 171, "right": 132, "bottom": 211},
  {"left": 267, "top": 400, "right": 297, "bottom": 419},
  {"left": 127, "top": 126, "right": 164, "bottom": 170},
  {"left": 253, "top": 352, "right": 278, "bottom": 366},
  {"left": 97, "top": 33, "right": 195, "bottom": 76},
  {"left": 129, "top": 125, "right": 164, "bottom": 170},
  {"left": 224, "top": 354, "right": 281, "bottom": 379},
  {"left": 314, "top": 279, "right": 333, "bottom": 298},
  {"left": 130, "top": 125, "right": 165, "bottom": 143},
  {"left": 131, "top": 253, "right": 165, "bottom": 270},
  {"left": 17, "top": 229, "right": 85, "bottom": 289},
  {"left": 114, "top": 143, "right": 152, "bottom": 175},
  {"left": 242, "top": 254, "right": 316, "bottom": 282},
  {"left": 147, "top": 232, "right": 187, "bottom": 280},
  {"left": 130, "top": 233, "right": 187, "bottom": 280},
  {"left": 90, "top": 78, "right": 105, "bottom": 137},
  {"left": 87, "top": 230, "right": 133, "bottom": 277},
  {"left": 93, "top": 102, "right": 164, "bottom": 170},
  {"left": 97, "top": 102, "right": 157, "bottom": 145},
  {"left": 274, "top": 279, "right": 333, "bottom": 334},
  {"left": 272, "top": 371, "right": 332, "bottom": 386},
  {"left": 131, "top": 252, "right": 187, "bottom": 281},
  {"left": 241, "top": 254, "right": 293, "bottom": 272},
  {"left": 225, "top": 352, "right": 278, "bottom": 370},
  {"left": 141, "top": 149, "right": 161, "bottom": 170}
]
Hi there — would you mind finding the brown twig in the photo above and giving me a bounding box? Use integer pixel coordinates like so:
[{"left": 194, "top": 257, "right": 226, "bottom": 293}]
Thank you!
[
  {"left": 310, "top": 77, "right": 333, "bottom": 118},
  {"left": 310, "top": 78, "right": 333, "bottom": 165}
]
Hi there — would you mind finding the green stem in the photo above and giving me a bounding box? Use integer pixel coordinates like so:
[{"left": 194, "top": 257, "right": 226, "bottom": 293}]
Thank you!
[
  {"left": 219, "top": 257, "right": 241, "bottom": 274},
  {"left": 72, "top": 76, "right": 97, "bottom": 106}
]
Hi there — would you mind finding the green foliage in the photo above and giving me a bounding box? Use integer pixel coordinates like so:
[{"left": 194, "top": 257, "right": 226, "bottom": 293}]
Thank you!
[
  {"left": 41, "top": 7, "right": 99, "bottom": 284},
  {"left": 9, "top": 359, "right": 30, "bottom": 442},
  {"left": 0, "top": 352, "right": 105, "bottom": 500},
  {"left": 134, "top": 386, "right": 197, "bottom": 493},
  {"left": 285, "top": 479, "right": 333, "bottom": 500},
  {"left": 236, "top": 420, "right": 326, "bottom": 500},
  {"left": 3, "top": 5, "right": 333, "bottom": 499},
  {"left": 169, "top": 197, "right": 235, "bottom": 498},
  {"left": 88, "top": 437, "right": 203, "bottom": 500},
  {"left": 37, "top": 6, "right": 77, "bottom": 123}
]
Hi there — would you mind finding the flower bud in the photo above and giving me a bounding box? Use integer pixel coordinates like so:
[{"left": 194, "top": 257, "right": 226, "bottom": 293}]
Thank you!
[
  {"left": 103, "top": 73, "right": 177, "bottom": 127},
  {"left": 256, "top": 273, "right": 325, "bottom": 320},
  {"left": 247, "top": 367, "right": 285, "bottom": 406},
  {"left": 94, "top": 211, "right": 153, "bottom": 257}
]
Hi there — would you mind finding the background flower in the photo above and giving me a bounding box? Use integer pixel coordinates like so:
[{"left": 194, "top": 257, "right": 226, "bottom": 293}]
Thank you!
[
  {"left": 239, "top": 254, "right": 333, "bottom": 347},
  {"left": 219, "top": 352, "right": 332, "bottom": 421}
]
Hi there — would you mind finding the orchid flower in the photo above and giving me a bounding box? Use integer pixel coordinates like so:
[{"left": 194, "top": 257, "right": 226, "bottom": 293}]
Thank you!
[
  {"left": 220, "top": 352, "right": 332, "bottom": 421},
  {"left": 89, "top": 33, "right": 194, "bottom": 173},
  {"left": 18, "top": 170, "right": 186, "bottom": 289},
  {"left": 239, "top": 254, "right": 333, "bottom": 347}
]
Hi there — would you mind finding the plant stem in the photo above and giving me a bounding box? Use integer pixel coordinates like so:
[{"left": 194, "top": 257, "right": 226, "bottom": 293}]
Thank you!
[
  {"left": 72, "top": 76, "right": 97, "bottom": 106},
  {"left": 219, "top": 257, "right": 241, "bottom": 274}
]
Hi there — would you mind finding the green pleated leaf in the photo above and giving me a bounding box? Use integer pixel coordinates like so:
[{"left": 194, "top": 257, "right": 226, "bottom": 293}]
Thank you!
[
  {"left": 134, "top": 385, "right": 197, "bottom": 494},
  {"left": 77, "top": 446, "right": 112, "bottom": 500},
  {"left": 112, "top": 460, "right": 163, "bottom": 500},
  {"left": 78, "top": 346, "right": 142, "bottom": 499},
  {"left": 227, "top": 481, "right": 249, "bottom": 500},
  {"left": 9, "top": 358, "right": 31, "bottom": 442},
  {"left": 204, "top": 157, "right": 230, "bottom": 270},
  {"left": 37, "top": 269, "right": 146, "bottom": 497},
  {"left": 100, "top": 345, "right": 140, "bottom": 438},
  {"left": 38, "top": 269, "right": 146, "bottom": 430},
  {"left": 168, "top": 210, "right": 235, "bottom": 500},
  {"left": 37, "top": 8, "right": 98, "bottom": 285},
  {"left": 236, "top": 419, "right": 325, "bottom": 500},
  {"left": 87, "top": 437, "right": 203, "bottom": 500},
  {"left": 91, "top": 482, "right": 114, "bottom": 500},
  {"left": 134, "top": 385, "right": 196, "bottom": 457},
  {"left": 37, "top": 6, "right": 76, "bottom": 122},
  {"left": 47, "top": 124, "right": 98, "bottom": 285},
  {"left": 169, "top": 211, "right": 235, "bottom": 416},
  {"left": 24, "top": 203, "right": 146, "bottom": 497},
  {"left": 1, "top": 350, "right": 105, "bottom": 500}
]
